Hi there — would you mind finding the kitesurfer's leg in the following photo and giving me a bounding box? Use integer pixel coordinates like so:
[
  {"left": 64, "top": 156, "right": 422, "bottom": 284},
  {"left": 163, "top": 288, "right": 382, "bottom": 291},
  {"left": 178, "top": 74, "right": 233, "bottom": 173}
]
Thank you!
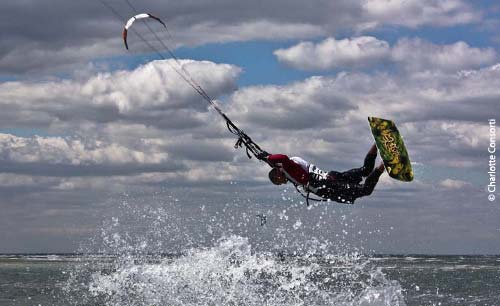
[
  {"left": 361, "top": 144, "right": 377, "bottom": 176},
  {"left": 360, "top": 162, "right": 384, "bottom": 196},
  {"left": 335, "top": 144, "right": 377, "bottom": 183},
  {"left": 341, "top": 162, "right": 384, "bottom": 202}
]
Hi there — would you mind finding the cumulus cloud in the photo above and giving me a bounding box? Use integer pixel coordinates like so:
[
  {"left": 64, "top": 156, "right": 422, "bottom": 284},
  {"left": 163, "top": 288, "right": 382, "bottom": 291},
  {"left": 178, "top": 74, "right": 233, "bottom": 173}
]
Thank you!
[
  {"left": 392, "top": 38, "right": 497, "bottom": 72},
  {"left": 0, "top": 58, "right": 247, "bottom": 182},
  {"left": 229, "top": 76, "right": 356, "bottom": 130},
  {"left": 0, "top": 134, "right": 166, "bottom": 165},
  {"left": 274, "top": 36, "right": 496, "bottom": 72},
  {"left": 274, "top": 36, "right": 390, "bottom": 70},
  {"left": 224, "top": 62, "right": 500, "bottom": 173},
  {"left": 0, "top": 133, "right": 183, "bottom": 177},
  {"left": 0, "top": 60, "right": 240, "bottom": 130},
  {"left": 11, "top": 59, "right": 499, "bottom": 183},
  {"left": 1, "top": 53, "right": 499, "bottom": 254}
]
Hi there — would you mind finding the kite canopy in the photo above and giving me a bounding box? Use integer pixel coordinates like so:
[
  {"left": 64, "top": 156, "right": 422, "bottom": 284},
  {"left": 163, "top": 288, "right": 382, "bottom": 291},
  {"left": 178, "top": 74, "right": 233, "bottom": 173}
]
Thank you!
[{"left": 122, "top": 13, "right": 166, "bottom": 49}]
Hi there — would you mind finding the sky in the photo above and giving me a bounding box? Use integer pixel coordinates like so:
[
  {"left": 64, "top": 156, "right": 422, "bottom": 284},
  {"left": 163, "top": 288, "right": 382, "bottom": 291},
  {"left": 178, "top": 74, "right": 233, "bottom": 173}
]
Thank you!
[{"left": 0, "top": 0, "right": 499, "bottom": 254}]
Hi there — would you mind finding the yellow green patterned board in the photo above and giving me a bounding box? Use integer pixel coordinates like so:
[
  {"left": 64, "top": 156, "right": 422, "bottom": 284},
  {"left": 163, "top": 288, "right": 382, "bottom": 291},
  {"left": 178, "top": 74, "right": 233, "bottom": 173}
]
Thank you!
[{"left": 368, "top": 117, "right": 414, "bottom": 182}]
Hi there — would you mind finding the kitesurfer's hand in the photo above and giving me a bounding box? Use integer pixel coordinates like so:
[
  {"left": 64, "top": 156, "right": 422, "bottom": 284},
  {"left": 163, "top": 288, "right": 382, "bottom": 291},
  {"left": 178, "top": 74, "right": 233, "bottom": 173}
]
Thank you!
[{"left": 257, "top": 151, "right": 270, "bottom": 160}]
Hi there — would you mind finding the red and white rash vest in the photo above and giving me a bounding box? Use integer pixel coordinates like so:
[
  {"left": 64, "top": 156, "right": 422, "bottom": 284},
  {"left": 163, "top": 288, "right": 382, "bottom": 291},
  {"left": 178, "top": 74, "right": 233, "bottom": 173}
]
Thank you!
[{"left": 267, "top": 154, "right": 310, "bottom": 185}]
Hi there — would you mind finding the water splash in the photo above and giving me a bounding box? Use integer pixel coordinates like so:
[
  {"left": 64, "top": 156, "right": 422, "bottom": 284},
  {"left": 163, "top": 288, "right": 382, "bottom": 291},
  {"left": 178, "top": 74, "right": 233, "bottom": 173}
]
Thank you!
[
  {"left": 62, "top": 194, "right": 405, "bottom": 306},
  {"left": 65, "top": 238, "right": 404, "bottom": 305}
]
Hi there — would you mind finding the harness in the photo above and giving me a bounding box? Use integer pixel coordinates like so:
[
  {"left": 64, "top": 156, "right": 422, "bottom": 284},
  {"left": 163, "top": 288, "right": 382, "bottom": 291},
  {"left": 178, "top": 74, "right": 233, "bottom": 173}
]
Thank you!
[
  {"left": 281, "top": 164, "right": 333, "bottom": 206},
  {"left": 294, "top": 185, "right": 329, "bottom": 206}
]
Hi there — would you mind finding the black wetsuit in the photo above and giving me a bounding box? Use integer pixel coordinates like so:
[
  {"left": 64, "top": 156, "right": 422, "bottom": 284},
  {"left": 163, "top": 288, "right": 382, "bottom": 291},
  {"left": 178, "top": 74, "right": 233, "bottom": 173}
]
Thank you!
[{"left": 309, "top": 151, "right": 383, "bottom": 204}]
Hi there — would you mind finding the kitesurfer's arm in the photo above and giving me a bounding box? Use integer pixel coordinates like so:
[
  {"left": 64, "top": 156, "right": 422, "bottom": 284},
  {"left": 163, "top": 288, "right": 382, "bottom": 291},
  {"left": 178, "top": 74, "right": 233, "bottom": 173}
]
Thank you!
[
  {"left": 256, "top": 151, "right": 270, "bottom": 161},
  {"left": 267, "top": 154, "right": 291, "bottom": 167}
]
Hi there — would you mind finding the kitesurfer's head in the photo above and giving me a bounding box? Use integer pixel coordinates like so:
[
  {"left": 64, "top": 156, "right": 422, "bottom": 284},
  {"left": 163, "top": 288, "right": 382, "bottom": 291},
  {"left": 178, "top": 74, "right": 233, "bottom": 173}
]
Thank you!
[{"left": 268, "top": 168, "right": 287, "bottom": 185}]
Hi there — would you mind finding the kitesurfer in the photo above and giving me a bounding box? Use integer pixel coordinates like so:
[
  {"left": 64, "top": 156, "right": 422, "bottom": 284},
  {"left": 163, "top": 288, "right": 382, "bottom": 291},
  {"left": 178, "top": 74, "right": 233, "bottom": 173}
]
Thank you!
[
  {"left": 258, "top": 144, "right": 384, "bottom": 204},
  {"left": 115, "top": 11, "right": 411, "bottom": 199}
]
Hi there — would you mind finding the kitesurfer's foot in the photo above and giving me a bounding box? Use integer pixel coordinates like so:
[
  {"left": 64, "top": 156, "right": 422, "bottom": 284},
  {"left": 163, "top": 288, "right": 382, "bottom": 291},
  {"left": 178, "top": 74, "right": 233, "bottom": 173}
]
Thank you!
[{"left": 368, "top": 143, "right": 377, "bottom": 155}]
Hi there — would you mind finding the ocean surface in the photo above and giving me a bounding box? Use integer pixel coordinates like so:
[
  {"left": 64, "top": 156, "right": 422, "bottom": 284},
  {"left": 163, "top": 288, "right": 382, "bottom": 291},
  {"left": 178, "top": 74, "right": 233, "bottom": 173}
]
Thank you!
[
  {"left": 1, "top": 249, "right": 499, "bottom": 306},
  {"left": 2, "top": 197, "right": 498, "bottom": 306}
]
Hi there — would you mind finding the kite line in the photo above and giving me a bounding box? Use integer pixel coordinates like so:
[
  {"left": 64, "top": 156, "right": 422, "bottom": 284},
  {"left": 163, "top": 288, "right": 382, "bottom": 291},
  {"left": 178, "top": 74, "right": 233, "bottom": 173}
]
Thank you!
[{"left": 99, "top": 0, "right": 269, "bottom": 161}]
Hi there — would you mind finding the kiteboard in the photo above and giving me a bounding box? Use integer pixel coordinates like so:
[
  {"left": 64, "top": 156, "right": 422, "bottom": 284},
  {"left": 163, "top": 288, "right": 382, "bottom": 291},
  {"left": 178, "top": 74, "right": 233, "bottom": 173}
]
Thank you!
[{"left": 368, "top": 117, "right": 413, "bottom": 182}]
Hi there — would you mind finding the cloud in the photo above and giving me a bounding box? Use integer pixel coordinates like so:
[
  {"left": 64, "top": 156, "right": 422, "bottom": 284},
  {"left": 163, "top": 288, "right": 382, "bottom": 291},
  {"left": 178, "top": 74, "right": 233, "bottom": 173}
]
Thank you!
[
  {"left": 0, "top": 133, "right": 184, "bottom": 177},
  {"left": 439, "top": 178, "right": 472, "bottom": 189},
  {"left": 0, "top": 1, "right": 329, "bottom": 76},
  {"left": 0, "top": 0, "right": 482, "bottom": 76},
  {"left": 392, "top": 38, "right": 497, "bottom": 72},
  {"left": 360, "top": 0, "right": 480, "bottom": 29},
  {"left": 223, "top": 62, "right": 500, "bottom": 173},
  {"left": 1, "top": 58, "right": 499, "bottom": 254},
  {"left": 274, "top": 36, "right": 496, "bottom": 72},
  {"left": 0, "top": 60, "right": 240, "bottom": 130},
  {"left": 0, "top": 58, "right": 247, "bottom": 181},
  {"left": 0, "top": 173, "right": 55, "bottom": 188},
  {"left": 228, "top": 76, "right": 356, "bottom": 131},
  {"left": 0, "top": 134, "right": 168, "bottom": 165},
  {"left": 176, "top": 20, "right": 325, "bottom": 47},
  {"left": 274, "top": 36, "right": 390, "bottom": 70}
]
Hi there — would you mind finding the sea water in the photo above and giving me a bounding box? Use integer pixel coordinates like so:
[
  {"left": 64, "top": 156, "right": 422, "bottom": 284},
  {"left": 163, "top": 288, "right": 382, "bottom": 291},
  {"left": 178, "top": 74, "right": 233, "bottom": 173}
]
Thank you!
[
  {"left": 1, "top": 196, "right": 498, "bottom": 306},
  {"left": 1, "top": 252, "right": 499, "bottom": 306}
]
